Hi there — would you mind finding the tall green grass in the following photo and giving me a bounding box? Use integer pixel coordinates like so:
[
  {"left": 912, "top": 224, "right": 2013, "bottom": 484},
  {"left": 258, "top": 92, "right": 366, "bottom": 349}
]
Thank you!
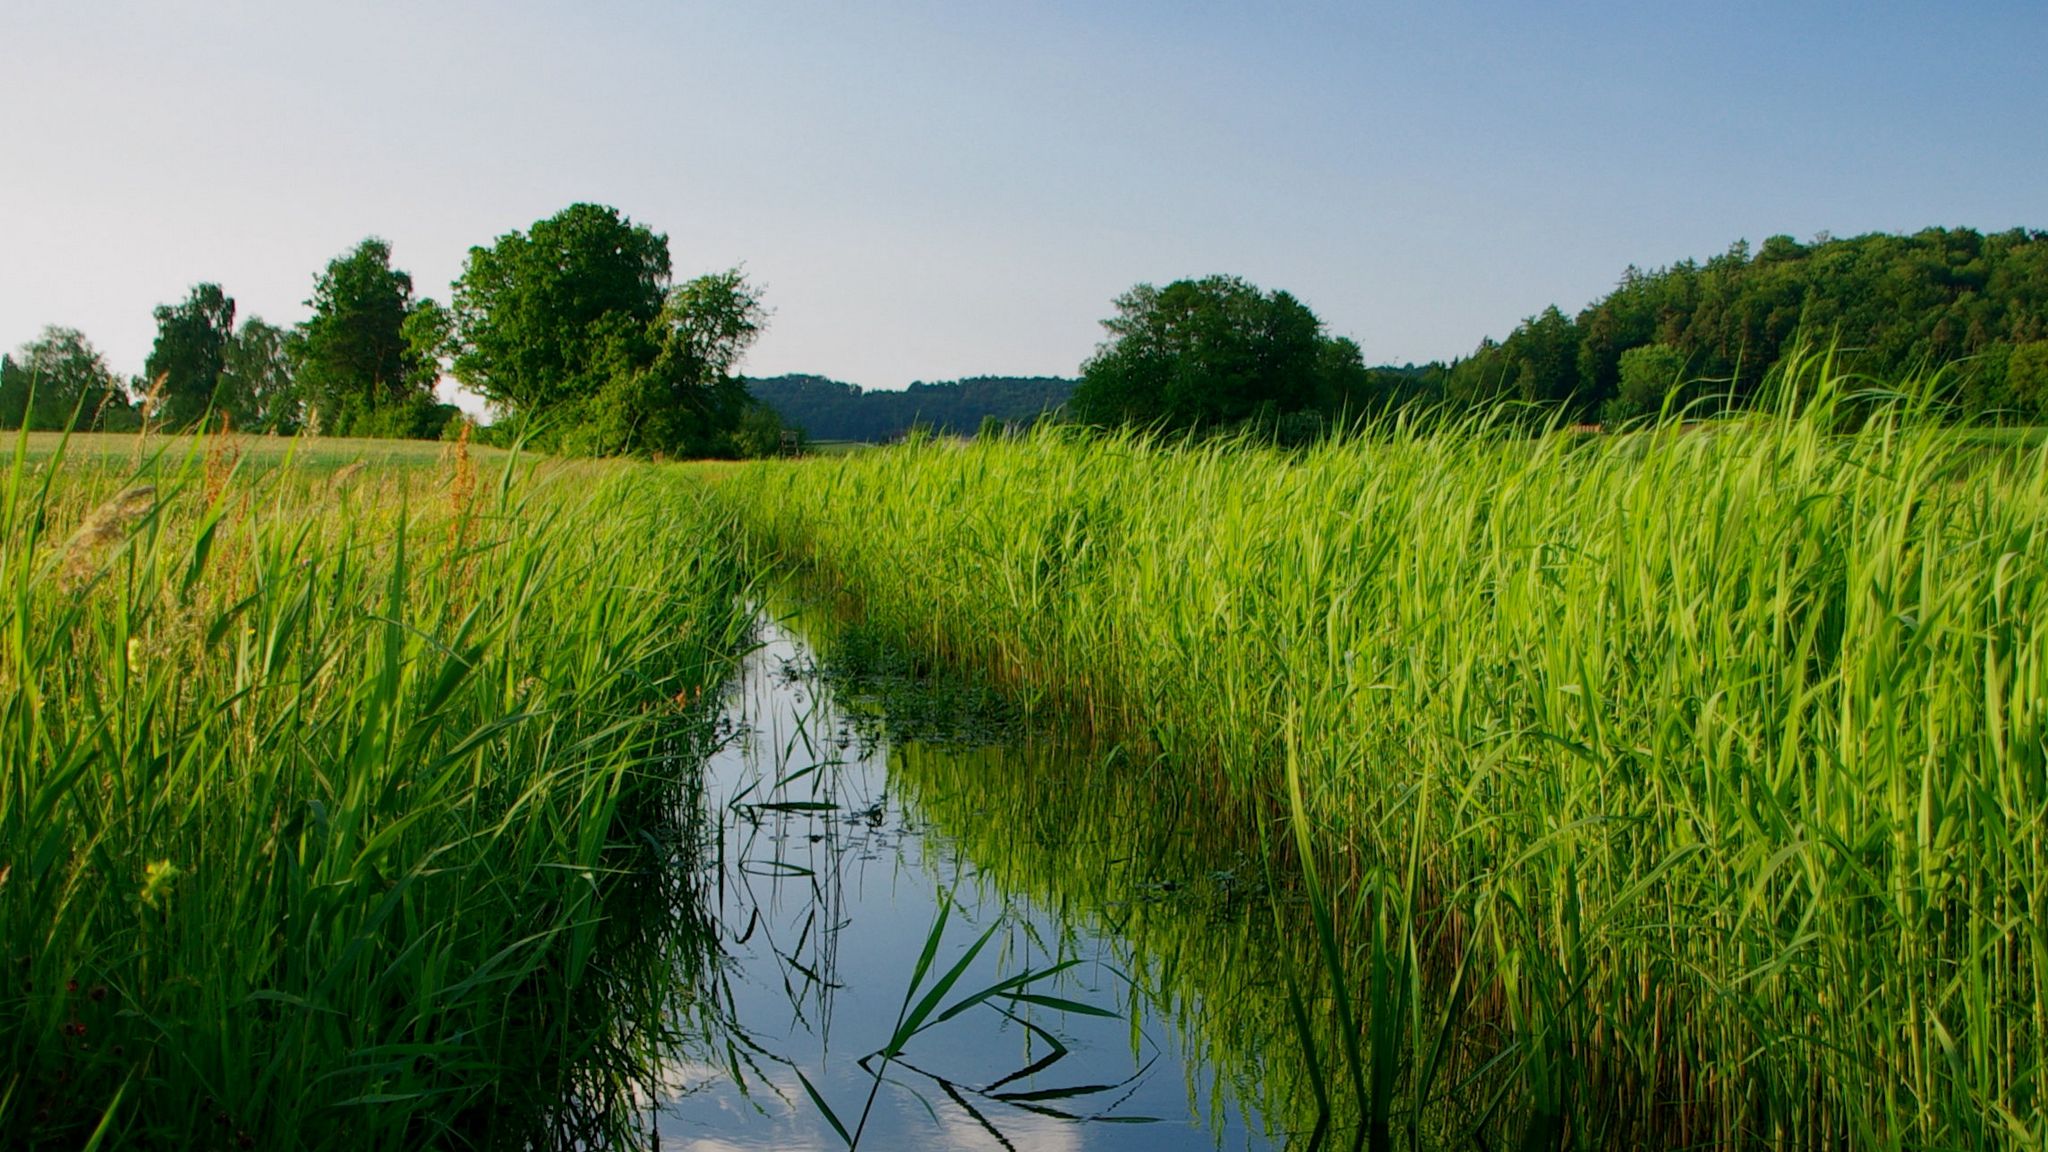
[
  {"left": 712, "top": 354, "right": 2048, "bottom": 1148},
  {"left": 0, "top": 431, "right": 749, "bottom": 1148}
]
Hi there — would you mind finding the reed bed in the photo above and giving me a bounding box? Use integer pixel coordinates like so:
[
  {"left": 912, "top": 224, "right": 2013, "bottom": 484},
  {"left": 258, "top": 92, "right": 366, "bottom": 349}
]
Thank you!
[
  {"left": 0, "top": 431, "right": 749, "bottom": 1148},
  {"left": 712, "top": 358, "right": 2048, "bottom": 1148}
]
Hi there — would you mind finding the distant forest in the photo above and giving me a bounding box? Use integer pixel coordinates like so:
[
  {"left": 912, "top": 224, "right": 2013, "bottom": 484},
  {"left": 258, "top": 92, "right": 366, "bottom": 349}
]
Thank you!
[
  {"left": 746, "top": 375, "right": 1075, "bottom": 441},
  {"left": 755, "top": 228, "right": 2048, "bottom": 443},
  {"left": 1405, "top": 227, "right": 2048, "bottom": 423}
]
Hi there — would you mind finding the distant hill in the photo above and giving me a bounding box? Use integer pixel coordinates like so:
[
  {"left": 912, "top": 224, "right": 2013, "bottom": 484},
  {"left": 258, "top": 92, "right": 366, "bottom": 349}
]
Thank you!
[{"left": 746, "top": 374, "right": 1075, "bottom": 441}]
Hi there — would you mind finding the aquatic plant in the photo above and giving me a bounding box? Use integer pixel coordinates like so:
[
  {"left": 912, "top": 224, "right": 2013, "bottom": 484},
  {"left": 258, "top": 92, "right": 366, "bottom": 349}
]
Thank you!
[
  {"left": 0, "top": 429, "right": 749, "bottom": 1147},
  {"left": 712, "top": 349, "right": 2048, "bottom": 1148}
]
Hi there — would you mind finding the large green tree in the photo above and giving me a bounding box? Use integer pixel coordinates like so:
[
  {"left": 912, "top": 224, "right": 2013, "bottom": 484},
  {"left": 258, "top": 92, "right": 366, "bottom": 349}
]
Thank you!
[
  {"left": 221, "top": 318, "right": 301, "bottom": 434},
  {"left": 0, "top": 327, "right": 129, "bottom": 430},
  {"left": 1602, "top": 342, "right": 1692, "bottom": 424},
  {"left": 451, "top": 203, "right": 769, "bottom": 456},
  {"left": 145, "top": 283, "right": 236, "bottom": 429},
  {"left": 292, "top": 238, "right": 448, "bottom": 438},
  {"left": 1068, "top": 275, "right": 1366, "bottom": 432}
]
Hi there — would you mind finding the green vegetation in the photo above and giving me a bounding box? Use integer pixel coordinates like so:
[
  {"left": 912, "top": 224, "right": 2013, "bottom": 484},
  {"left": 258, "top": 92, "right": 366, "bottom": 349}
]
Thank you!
[
  {"left": 1433, "top": 227, "right": 2048, "bottom": 423},
  {"left": 291, "top": 238, "right": 457, "bottom": 440},
  {"left": 0, "top": 429, "right": 748, "bottom": 1147},
  {"left": 1056, "top": 229, "right": 2048, "bottom": 440},
  {"left": 0, "top": 329, "right": 133, "bottom": 434},
  {"left": 14, "top": 224, "right": 2047, "bottom": 454},
  {"left": 451, "top": 204, "right": 776, "bottom": 457},
  {"left": 2, "top": 431, "right": 503, "bottom": 471},
  {"left": 745, "top": 374, "right": 1074, "bottom": 443},
  {"left": 885, "top": 733, "right": 1372, "bottom": 1146},
  {"left": 144, "top": 284, "right": 239, "bottom": 431},
  {"left": 1069, "top": 274, "right": 1366, "bottom": 437},
  {"left": 711, "top": 352, "right": 2048, "bottom": 1147},
  {"left": 7, "top": 202, "right": 793, "bottom": 457},
  {"left": 219, "top": 318, "right": 300, "bottom": 436}
]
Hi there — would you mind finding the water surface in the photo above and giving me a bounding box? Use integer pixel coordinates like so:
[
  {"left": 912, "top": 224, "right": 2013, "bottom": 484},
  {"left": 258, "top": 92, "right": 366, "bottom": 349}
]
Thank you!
[{"left": 652, "top": 614, "right": 1299, "bottom": 1150}]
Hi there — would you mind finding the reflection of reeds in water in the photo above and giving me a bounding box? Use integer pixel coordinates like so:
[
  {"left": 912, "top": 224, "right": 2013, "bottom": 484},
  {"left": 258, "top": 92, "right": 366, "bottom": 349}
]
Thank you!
[{"left": 700, "top": 624, "right": 1152, "bottom": 1150}]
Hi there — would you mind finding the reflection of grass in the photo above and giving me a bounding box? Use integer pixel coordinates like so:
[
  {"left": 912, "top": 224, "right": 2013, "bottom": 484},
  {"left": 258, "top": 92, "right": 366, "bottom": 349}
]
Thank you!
[
  {"left": 888, "top": 727, "right": 1359, "bottom": 1146},
  {"left": 797, "top": 893, "right": 1139, "bottom": 1150},
  {"left": 703, "top": 624, "right": 1153, "bottom": 1148},
  {"left": 808, "top": 616, "right": 1018, "bottom": 745},
  {"left": 714, "top": 351, "right": 2048, "bottom": 1148},
  {"left": 0, "top": 430, "right": 747, "bottom": 1147}
]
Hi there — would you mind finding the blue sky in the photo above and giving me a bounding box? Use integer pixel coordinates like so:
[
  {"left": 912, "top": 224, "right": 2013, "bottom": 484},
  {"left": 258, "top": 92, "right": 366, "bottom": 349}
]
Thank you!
[{"left": 2, "top": 1, "right": 2043, "bottom": 394}]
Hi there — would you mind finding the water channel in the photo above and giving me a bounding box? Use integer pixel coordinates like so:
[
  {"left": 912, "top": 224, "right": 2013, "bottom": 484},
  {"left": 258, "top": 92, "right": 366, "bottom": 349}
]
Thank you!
[{"left": 647, "top": 611, "right": 1321, "bottom": 1150}]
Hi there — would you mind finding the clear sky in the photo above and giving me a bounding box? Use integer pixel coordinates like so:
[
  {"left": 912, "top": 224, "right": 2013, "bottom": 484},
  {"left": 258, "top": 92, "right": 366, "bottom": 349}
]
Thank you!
[{"left": 3, "top": 1, "right": 2043, "bottom": 396}]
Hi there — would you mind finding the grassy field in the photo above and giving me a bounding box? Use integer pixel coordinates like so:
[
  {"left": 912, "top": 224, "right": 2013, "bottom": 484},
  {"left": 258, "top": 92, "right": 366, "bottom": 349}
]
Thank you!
[
  {"left": 8, "top": 430, "right": 499, "bottom": 471},
  {"left": 709, "top": 363, "right": 2048, "bottom": 1148},
  {"left": 0, "top": 429, "right": 749, "bottom": 1148}
]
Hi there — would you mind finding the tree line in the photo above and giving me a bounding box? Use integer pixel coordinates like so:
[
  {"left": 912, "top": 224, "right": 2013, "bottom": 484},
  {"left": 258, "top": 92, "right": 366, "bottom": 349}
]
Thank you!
[
  {"left": 1066, "top": 227, "right": 2048, "bottom": 438},
  {"left": 1, "top": 203, "right": 788, "bottom": 456},
  {"left": 10, "top": 221, "right": 2044, "bottom": 451},
  {"left": 745, "top": 374, "right": 1074, "bottom": 442},
  {"left": 1435, "top": 227, "right": 2048, "bottom": 423}
]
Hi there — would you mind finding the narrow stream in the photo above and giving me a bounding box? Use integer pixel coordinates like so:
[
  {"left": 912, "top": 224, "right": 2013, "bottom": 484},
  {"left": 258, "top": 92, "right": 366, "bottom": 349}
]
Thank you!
[{"left": 650, "top": 612, "right": 1296, "bottom": 1150}]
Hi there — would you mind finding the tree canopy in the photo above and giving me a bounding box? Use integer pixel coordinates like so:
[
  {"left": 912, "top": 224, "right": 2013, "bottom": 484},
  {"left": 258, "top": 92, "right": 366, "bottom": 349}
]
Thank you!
[
  {"left": 291, "top": 238, "right": 451, "bottom": 438},
  {"left": 451, "top": 203, "right": 771, "bottom": 456},
  {"left": 222, "top": 318, "right": 301, "bottom": 434},
  {"left": 0, "top": 327, "right": 129, "bottom": 431},
  {"left": 1427, "top": 227, "right": 2048, "bottom": 423},
  {"left": 145, "top": 283, "right": 236, "bottom": 429},
  {"left": 1068, "top": 275, "right": 1367, "bottom": 434}
]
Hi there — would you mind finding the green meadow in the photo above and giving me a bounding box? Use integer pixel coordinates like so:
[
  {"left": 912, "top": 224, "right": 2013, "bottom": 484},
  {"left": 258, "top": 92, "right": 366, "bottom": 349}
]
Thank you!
[
  {"left": 710, "top": 357, "right": 2048, "bottom": 1148},
  {"left": 5, "top": 431, "right": 500, "bottom": 471}
]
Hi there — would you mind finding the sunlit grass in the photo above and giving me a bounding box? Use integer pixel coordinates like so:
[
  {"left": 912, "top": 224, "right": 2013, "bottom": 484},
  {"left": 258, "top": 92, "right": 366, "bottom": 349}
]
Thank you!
[
  {"left": 7, "top": 430, "right": 499, "bottom": 471},
  {"left": 0, "top": 429, "right": 749, "bottom": 1148},
  {"left": 710, "top": 350, "right": 2048, "bottom": 1148}
]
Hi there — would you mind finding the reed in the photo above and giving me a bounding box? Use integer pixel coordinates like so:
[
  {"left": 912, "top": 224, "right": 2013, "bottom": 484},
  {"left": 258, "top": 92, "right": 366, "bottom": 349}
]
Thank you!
[
  {"left": 710, "top": 350, "right": 2048, "bottom": 1148},
  {"left": 0, "top": 431, "right": 750, "bottom": 1148}
]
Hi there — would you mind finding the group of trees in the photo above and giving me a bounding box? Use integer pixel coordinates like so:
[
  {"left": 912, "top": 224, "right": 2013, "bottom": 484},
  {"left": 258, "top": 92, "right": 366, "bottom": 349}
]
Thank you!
[
  {"left": 14, "top": 221, "right": 2046, "bottom": 448},
  {"left": 450, "top": 204, "right": 776, "bottom": 457},
  {"left": 4, "top": 241, "right": 460, "bottom": 439},
  {"left": 746, "top": 374, "right": 1073, "bottom": 442},
  {"left": 1433, "top": 227, "right": 2048, "bottom": 423},
  {"left": 4, "top": 203, "right": 786, "bottom": 457},
  {"left": 0, "top": 327, "right": 132, "bottom": 431},
  {"left": 1067, "top": 275, "right": 1369, "bottom": 438},
  {"left": 1062, "top": 227, "right": 2048, "bottom": 439}
]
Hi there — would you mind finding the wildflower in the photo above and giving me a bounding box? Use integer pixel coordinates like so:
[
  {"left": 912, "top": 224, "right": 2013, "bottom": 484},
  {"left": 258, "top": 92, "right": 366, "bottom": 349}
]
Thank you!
[{"left": 139, "top": 859, "right": 182, "bottom": 910}]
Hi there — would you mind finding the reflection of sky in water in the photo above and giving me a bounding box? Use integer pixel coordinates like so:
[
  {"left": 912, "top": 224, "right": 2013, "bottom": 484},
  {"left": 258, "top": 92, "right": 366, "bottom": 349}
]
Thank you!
[{"left": 652, "top": 615, "right": 1272, "bottom": 1150}]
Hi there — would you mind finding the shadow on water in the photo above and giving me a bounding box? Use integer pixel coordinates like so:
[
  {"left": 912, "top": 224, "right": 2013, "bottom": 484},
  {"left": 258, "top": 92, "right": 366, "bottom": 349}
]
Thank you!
[{"left": 643, "top": 609, "right": 1346, "bottom": 1151}]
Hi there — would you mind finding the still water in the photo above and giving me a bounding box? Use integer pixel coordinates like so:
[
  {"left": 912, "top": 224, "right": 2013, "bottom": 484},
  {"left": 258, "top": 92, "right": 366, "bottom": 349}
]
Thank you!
[{"left": 650, "top": 613, "right": 1304, "bottom": 1150}]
